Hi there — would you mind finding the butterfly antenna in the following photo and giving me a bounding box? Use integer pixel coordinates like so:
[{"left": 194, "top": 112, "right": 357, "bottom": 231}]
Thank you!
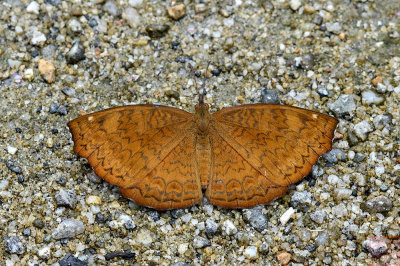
[{"left": 199, "top": 61, "right": 211, "bottom": 104}]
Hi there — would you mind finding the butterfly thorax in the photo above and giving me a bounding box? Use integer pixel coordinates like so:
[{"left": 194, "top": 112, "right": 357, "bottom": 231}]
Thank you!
[{"left": 194, "top": 103, "right": 211, "bottom": 135}]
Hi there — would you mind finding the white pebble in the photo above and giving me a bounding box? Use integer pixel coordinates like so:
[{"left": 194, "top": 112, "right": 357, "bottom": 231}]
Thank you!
[
  {"left": 31, "top": 30, "right": 46, "bottom": 45},
  {"left": 178, "top": 243, "right": 188, "bottom": 254},
  {"left": 244, "top": 246, "right": 258, "bottom": 260},
  {"left": 123, "top": 7, "right": 141, "bottom": 28},
  {"left": 129, "top": 0, "right": 143, "bottom": 7},
  {"left": 27, "top": 1, "right": 40, "bottom": 14},
  {"left": 7, "top": 146, "right": 17, "bottom": 155},
  {"left": 280, "top": 207, "right": 295, "bottom": 225},
  {"left": 362, "top": 90, "right": 384, "bottom": 105},
  {"left": 289, "top": 0, "right": 302, "bottom": 11},
  {"left": 353, "top": 121, "right": 373, "bottom": 141},
  {"left": 223, "top": 220, "right": 237, "bottom": 235},
  {"left": 375, "top": 165, "right": 385, "bottom": 176},
  {"left": 348, "top": 150, "right": 355, "bottom": 160},
  {"left": 0, "top": 180, "right": 9, "bottom": 190},
  {"left": 38, "top": 246, "right": 51, "bottom": 258}
]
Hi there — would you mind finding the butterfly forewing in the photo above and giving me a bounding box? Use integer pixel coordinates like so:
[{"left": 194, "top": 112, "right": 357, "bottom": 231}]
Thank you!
[{"left": 68, "top": 105, "right": 194, "bottom": 189}]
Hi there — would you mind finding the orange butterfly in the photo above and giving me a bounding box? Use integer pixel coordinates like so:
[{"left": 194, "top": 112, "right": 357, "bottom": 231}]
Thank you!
[{"left": 68, "top": 93, "right": 337, "bottom": 210}]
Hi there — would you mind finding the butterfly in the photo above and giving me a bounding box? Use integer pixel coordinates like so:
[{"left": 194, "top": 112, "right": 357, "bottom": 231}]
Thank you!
[{"left": 68, "top": 92, "right": 338, "bottom": 210}]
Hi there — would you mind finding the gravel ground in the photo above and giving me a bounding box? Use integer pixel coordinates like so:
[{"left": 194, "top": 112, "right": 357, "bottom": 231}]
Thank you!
[{"left": 1, "top": 0, "right": 399, "bottom": 265}]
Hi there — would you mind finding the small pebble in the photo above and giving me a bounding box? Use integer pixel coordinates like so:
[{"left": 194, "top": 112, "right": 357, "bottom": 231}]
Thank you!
[
  {"left": 290, "top": 191, "right": 312, "bottom": 212},
  {"left": 27, "top": 1, "right": 40, "bottom": 14},
  {"left": 4, "top": 236, "right": 25, "bottom": 255},
  {"left": 222, "top": 220, "right": 237, "bottom": 236},
  {"left": 360, "top": 196, "right": 393, "bottom": 213},
  {"left": 23, "top": 68, "right": 34, "bottom": 81},
  {"left": 103, "top": 0, "right": 121, "bottom": 17},
  {"left": 66, "top": 41, "right": 85, "bottom": 64},
  {"left": 260, "top": 242, "right": 269, "bottom": 253},
  {"left": 361, "top": 90, "right": 384, "bottom": 105},
  {"left": 86, "top": 195, "right": 102, "bottom": 205},
  {"left": 301, "top": 54, "right": 315, "bottom": 69},
  {"left": 68, "top": 19, "right": 82, "bottom": 33},
  {"left": 38, "top": 59, "right": 56, "bottom": 83},
  {"left": 330, "top": 95, "right": 356, "bottom": 116},
  {"left": 105, "top": 250, "right": 135, "bottom": 261},
  {"left": 326, "top": 22, "right": 342, "bottom": 33},
  {"left": 315, "top": 230, "right": 329, "bottom": 246},
  {"left": 310, "top": 210, "right": 327, "bottom": 224},
  {"left": 373, "top": 113, "right": 392, "bottom": 129},
  {"left": 7, "top": 146, "right": 17, "bottom": 155},
  {"left": 135, "top": 229, "right": 153, "bottom": 246},
  {"left": 52, "top": 219, "right": 84, "bottom": 239},
  {"left": 205, "top": 218, "right": 219, "bottom": 236},
  {"left": 167, "top": 4, "right": 186, "bottom": 20},
  {"left": 59, "top": 254, "right": 87, "bottom": 266},
  {"left": 195, "top": 3, "right": 207, "bottom": 13},
  {"left": 33, "top": 219, "right": 45, "bottom": 229},
  {"left": 244, "top": 246, "right": 258, "bottom": 260},
  {"left": 243, "top": 207, "right": 268, "bottom": 232},
  {"left": 289, "top": 0, "right": 302, "bottom": 11},
  {"left": 334, "top": 188, "right": 353, "bottom": 200},
  {"left": 305, "top": 243, "right": 317, "bottom": 252},
  {"left": 62, "top": 86, "right": 75, "bottom": 97},
  {"left": 129, "top": 0, "right": 143, "bottom": 7},
  {"left": 322, "top": 148, "right": 346, "bottom": 163},
  {"left": 363, "top": 237, "right": 388, "bottom": 258},
  {"left": 261, "top": 89, "right": 280, "bottom": 104},
  {"left": 6, "top": 160, "right": 22, "bottom": 174},
  {"left": 146, "top": 24, "right": 170, "bottom": 38},
  {"left": 280, "top": 207, "right": 295, "bottom": 225},
  {"left": 55, "top": 190, "right": 77, "bottom": 209},
  {"left": 353, "top": 121, "right": 373, "bottom": 141},
  {"left": 276, "top": 251, "right": 291, "bottom": 265},
  {"left": 371, "top": 76, "right": 383, "bottom": 87},
  {"left": 31, "top": 31, "right": 47, "bottom": 45},
  {"left": 23, "top": 228, "right": 31, "bottom": 236},
  {"left": 193, "top": 236, "right": 210, "bottom": 249},
  {"left": 122, "top": 8, "right": 141, "bottom": 28}
]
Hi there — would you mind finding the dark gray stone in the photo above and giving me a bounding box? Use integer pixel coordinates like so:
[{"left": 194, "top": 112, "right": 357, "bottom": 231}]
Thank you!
[
  {"left": 373, "top": 113, "right": 392, "bottom": 129},
  {"left": 193, "top": 236, "right": 210, "bottom": 249},
  {"left": 205, "top": 218, "right": 219, "bottom": 236},
  {"left": 59, "top": 254, "right": 88, "bottom": 266},
  {"left": 6, "top": 160, "right": 22, "bottom": 174},
  {"left": 146, "top": 24, "right": 170, "bottom": 38},
  {"left": 243, "top": 207, "right": 268, "bottom": 232},
  {"left": 322, "top": 149, "right": 346, "bottom": 163},
  {"left": 261, "top": 89, "right": 279, "bottom": 104},
  {"left": 290, "top": 191, "right": 313, "bottom": 212},
  {"left": 52, "top": 219, "right": 85, "bottom": 239},
  {"left": 360, "top": 196, "right": 393, "bottom": 213},
  {"left": 66, "top": 41, "right": 85, "bottom": 64},
  {"left": 4, "top": 236, "right": 25, "bottom": 254},
  {"left": 55, "top": 190, "right": 77, "bottom": 209},
  {"left": 329, "top": 95, "right": 356, "bottom": 116}
]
